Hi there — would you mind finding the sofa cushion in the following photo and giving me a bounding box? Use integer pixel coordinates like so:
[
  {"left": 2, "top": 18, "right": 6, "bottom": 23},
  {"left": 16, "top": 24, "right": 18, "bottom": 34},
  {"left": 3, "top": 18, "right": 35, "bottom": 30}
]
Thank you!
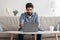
[{"left": 0, "top": 16, "right": 19, "bottom": 31}]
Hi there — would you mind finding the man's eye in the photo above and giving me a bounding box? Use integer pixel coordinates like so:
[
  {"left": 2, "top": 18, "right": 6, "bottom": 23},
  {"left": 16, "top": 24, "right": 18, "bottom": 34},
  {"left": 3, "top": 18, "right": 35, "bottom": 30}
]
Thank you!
[
  {"left": 30, "top": 9, "right": 32, "bottom": 10},
  {"left": 27, "top": 9, "right": 32, "bottom": 11}
]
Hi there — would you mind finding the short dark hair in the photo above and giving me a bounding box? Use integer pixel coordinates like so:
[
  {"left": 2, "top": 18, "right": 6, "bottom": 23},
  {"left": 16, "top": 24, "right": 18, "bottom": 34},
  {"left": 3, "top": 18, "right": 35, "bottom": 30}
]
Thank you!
[{"left": 26, "top": 3, "right": 34, "bottom": 9}]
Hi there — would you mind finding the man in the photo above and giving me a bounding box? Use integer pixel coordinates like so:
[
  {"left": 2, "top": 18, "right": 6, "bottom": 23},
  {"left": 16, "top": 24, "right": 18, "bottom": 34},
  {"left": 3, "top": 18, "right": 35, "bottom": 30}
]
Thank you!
[{"left": 18, "top": 3, "right": 42, "bottom": 40}]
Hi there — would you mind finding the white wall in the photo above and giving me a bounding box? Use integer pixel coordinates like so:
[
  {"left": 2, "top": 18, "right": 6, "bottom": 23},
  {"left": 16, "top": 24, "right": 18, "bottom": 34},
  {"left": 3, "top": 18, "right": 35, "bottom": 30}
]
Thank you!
[
  {"left": 0, "top": 0, "right": 56, "bottom": 16},
  {"left": 54, "top": 0, "right": 60, "bottom": 16}
]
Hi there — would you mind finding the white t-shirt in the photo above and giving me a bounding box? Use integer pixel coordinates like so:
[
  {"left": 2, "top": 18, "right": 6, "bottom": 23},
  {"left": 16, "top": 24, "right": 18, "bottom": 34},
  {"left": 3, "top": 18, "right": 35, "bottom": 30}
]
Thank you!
[{"left": 28, "top": 16, "right": 31, "bottom": 19}]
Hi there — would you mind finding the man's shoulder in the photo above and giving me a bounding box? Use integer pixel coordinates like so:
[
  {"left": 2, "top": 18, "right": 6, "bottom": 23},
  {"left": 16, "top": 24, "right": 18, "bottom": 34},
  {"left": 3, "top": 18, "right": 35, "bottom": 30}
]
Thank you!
[
  {"left": 33, "top": 12, "right": 38, "bottom": 16},
  {"left": 21, "top": 12, "right": 38, "bottom": 16}
]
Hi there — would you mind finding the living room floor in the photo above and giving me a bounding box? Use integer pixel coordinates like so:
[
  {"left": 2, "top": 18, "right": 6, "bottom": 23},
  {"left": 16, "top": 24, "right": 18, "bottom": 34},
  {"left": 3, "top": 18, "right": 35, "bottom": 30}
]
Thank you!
[{"left": 0, "top": 37, "right": 60, "bottom": 40}]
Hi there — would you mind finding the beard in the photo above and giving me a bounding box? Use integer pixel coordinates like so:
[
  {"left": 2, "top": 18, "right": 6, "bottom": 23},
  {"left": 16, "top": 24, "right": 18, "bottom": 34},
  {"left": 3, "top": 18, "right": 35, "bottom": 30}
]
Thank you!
[{"left": 27, "top": 12, "right": 32, "bottom": 16}]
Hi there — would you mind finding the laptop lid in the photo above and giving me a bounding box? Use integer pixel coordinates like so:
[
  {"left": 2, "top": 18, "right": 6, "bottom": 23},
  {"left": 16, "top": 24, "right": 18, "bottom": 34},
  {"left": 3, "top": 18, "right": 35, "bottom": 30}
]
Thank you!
[{"left": 22, "top": 22, "right": 38, "bottom": 32}]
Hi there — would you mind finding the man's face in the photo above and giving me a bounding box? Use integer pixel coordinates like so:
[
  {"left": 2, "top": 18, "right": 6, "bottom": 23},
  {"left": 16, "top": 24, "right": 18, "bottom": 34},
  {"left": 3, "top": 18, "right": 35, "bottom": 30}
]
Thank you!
[{"left": 26, "top": 7, "right": 33, "bottom": 16}]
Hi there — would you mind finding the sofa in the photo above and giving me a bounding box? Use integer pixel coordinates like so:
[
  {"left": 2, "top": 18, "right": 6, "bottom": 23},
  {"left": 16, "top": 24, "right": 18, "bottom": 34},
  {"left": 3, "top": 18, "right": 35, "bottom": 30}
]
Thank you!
[{"left": 0, "top": 16, "right": 60, "bottom": 39}]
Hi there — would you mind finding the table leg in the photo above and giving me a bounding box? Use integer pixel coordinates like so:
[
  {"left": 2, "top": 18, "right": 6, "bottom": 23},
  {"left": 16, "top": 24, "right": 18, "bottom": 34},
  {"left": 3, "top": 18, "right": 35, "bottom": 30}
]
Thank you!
[
  {"left": 10, "top": 34, "right": 14, "bottom": 40},
  {"left": 34, "top": 34, "right": 37, "bottom": 40},
  {"left": 55, "top": 33, "right": 58, "bottom": 40}
]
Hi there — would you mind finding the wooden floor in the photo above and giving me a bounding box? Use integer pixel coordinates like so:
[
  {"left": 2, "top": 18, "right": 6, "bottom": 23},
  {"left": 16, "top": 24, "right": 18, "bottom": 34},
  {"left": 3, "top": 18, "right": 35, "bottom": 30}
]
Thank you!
[{"left": 0, "top": 37, "right": 60, "bottom": 40}]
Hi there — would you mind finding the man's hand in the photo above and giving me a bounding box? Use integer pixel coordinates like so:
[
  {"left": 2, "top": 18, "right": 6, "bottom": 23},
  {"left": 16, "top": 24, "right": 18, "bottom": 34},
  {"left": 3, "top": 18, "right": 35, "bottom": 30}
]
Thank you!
[{"left": 19, "top": 24, "right": 24, "bottom": 29}]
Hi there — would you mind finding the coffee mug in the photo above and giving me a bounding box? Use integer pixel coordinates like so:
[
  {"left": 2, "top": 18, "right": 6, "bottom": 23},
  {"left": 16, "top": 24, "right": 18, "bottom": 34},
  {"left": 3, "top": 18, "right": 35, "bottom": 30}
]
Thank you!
[{"left": 50, "top": 26, "right": 54, "bottom": 31}]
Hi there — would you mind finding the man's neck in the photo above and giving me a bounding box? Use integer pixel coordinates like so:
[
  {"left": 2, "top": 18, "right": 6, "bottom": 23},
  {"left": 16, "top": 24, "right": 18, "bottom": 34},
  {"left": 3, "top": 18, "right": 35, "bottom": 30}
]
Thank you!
[{"left": 26, "top": 12, "right": 32, "bottom": 16}]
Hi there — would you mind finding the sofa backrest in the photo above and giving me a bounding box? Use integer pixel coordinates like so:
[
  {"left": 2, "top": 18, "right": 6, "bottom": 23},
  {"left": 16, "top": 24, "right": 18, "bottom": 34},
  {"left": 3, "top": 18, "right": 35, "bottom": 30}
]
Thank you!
[
  {"left": 0, "top": 16, "right": 60, "bottom": 31},
  {"left": 0, "top": 16, "right": 19, "bottom": 31},
  {"left": 40, "top": 17, "right": 60, "bottom": 30}
]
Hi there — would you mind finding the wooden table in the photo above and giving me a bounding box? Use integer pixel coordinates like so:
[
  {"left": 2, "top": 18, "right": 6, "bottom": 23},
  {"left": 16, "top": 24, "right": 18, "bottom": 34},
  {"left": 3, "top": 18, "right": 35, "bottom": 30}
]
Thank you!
[{"left": 0, "top": 31, "right": 59, "bottom": 40}]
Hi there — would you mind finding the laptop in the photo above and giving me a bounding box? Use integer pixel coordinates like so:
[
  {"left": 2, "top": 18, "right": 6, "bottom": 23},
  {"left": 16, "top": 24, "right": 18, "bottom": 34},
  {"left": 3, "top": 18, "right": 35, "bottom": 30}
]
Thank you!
[{"left": 22, "top": 22, "right": 39, "bottom": 32}]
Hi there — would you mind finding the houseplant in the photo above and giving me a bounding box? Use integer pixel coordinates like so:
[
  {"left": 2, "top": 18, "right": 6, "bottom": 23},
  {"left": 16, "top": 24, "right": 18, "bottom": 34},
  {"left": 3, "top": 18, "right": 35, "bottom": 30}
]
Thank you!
[{"left": 13, "top": 10, "right": 18, "bottom": 16}]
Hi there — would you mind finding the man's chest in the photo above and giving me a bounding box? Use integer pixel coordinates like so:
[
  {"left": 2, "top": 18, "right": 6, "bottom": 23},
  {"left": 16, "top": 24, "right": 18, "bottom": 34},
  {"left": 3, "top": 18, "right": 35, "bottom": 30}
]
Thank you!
[{"left": 24, "top": 16, "right": 36, "bottom": 22}]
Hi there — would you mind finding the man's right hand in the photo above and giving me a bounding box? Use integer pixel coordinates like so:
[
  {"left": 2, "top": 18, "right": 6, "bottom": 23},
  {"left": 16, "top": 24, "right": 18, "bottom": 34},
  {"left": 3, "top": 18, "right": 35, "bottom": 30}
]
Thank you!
[{"left": 19, "top": 24, "right": 24, "bottom": 29}]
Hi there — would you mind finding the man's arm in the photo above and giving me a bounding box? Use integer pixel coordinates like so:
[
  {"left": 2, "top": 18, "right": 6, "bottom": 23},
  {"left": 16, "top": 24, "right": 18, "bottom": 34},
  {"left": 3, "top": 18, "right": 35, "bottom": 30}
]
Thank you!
[
  {"left": 35, "top": 14, "right": 39, "bottom": 23},
  {"left": 19, "top": 14, "right": 24, "bottom": 29},
  {"left": 35, "top": 14, "right": 43, "bottom": 31}
]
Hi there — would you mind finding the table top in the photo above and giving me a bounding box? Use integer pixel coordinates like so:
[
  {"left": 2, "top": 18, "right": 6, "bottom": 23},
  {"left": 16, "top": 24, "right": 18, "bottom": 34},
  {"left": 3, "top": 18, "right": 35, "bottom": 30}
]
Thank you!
[{"left": 0, "top": 31, "right": 60, "bottom": 34}]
